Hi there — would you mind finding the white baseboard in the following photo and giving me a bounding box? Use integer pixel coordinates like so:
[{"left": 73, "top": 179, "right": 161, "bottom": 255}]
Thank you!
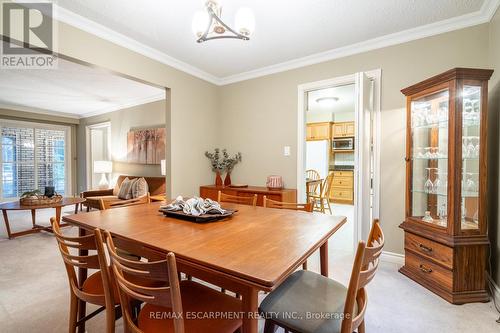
[
  {"left": 380, "top": 251, "right": 405, "bottom": 265},
  {"left": 487, "top": 274, "right": 500, "bottom": 305}
]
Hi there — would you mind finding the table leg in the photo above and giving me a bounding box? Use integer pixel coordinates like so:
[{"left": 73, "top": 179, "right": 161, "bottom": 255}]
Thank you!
[
  {"left": 74, "top": 203, "right": 79, "bottom": 214},
  {"left": 2, "top": 210, "right": 12, "bottom": 239},
  {"left": 31, "top": 209, "right": 36, "bottom": 227},
  {"left": 320, "top": 240, "right": 329, "bottom": 277},
  {"left": 55, "top": 206, "right": 62, "bottom": 224},
  {"left": 241, "top": 287, "right": 259, "bottom": 333},
  {"left": 77, "top": 227, "right": 88, "bottom": 333}
]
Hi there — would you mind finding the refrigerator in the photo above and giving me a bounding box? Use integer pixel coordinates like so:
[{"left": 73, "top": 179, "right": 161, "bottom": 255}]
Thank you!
[{"left": 306, "top": 140, "right": 330, "bottom": 179}]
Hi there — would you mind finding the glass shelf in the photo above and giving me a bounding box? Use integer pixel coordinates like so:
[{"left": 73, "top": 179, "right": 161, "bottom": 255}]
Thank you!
[
  {"left": 412, "top": 189, "right": 479, "bottom": 198},
  {"left": 412, "top": 119, "right": 479, "bottom": 130},
  {"left": 411, "top": 157, "right": 479, "bottom": 160}
]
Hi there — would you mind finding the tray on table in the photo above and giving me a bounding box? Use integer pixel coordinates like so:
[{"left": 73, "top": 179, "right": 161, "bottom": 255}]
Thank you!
[{"left": 159, "top": 208, "right": 236, "bottom": 223}]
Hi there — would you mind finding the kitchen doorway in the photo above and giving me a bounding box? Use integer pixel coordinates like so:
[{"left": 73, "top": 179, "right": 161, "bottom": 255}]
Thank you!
[{"left": 297, "top": 70, "right": 381, "bottom": 252}]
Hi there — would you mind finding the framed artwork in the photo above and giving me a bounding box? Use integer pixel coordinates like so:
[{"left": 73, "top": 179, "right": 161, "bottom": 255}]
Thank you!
[{"left": 127, "top": 127, "right": 165, "bottom": 164}]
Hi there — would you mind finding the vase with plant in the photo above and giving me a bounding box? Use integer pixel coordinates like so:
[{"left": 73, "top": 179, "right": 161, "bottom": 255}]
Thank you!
[
  {"left": 221, "top": 150, "right": 242, "bottom": 186},
  {"left": 205, "top": 148, "right": 225, "bottom": 186}
]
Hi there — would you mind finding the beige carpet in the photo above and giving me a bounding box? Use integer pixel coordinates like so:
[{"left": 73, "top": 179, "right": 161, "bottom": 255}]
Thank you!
[{"left": 0, "top": 206, "right": 499, "bottom": 332}]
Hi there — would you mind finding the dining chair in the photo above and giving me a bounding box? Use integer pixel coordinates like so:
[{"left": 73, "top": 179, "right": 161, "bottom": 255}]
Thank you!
[
  {"left": 310, "top": 172, "right": 334, "bottom": 214},
  {"left": 263, "top": 196, "right": 313, "bottom": 270},
  {"left": 218, "top": 191, "right": 257, "bottom": 206},
  {"left": 259, "top": 219, "right": 384, "bottom": 333},
  {"left": 99, "top": 193, "right": 151, "bottom": 210},
  {"left": 305, "top": 169, "right": 321, "bottom": 203},
  {"left": 99, "top": 229, "right": 243, "bottom": 333},
  {"left": 306, "top": 169, "right": 321, "bottom": 181},
  {"left": 50, "top": 218, "right": 119, "bottom": 333}
]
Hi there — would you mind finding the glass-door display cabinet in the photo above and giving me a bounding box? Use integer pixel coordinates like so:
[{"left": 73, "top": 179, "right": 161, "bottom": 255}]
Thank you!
[{"left": 399, "top": 68, "right": 493, "bottom": 304}]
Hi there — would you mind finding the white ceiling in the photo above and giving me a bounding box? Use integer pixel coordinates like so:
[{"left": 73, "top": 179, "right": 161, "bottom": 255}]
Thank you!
[
  {"left": 52, "top": 0, "right": 500, "bottom": 84},
  {"left": 307, "top": 84, "right": 355, "bottom": 114},
  {"left": 0, "top": 54, "right": 165, "bottom": 118}
]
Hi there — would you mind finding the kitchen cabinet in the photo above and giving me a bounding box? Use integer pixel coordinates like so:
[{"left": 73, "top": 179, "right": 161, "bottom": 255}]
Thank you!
[
  {"left": 331, "top": 121, "right": 355, "bottom": 138},
  {"left": 306, "top": 122, "right": 331, "bottom": 141}
]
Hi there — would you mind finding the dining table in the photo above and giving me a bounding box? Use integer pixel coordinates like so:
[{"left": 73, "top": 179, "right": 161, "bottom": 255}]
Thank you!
[{"left": 62, "top": 201, "right": 346, "bottom": 333}]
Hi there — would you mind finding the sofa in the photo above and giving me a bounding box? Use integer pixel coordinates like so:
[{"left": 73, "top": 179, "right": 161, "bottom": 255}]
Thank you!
[{"left": 81, "top": 175, "right": 166, "bottom": 211}]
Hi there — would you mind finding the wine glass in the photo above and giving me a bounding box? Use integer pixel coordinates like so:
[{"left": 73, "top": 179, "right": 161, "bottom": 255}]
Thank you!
[{"left": 424, "top": 168, "right": 434, "bottom": 193}]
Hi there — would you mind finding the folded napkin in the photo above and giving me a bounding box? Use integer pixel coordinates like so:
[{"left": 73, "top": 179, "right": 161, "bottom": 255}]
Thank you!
[{"left": 161, "top": 196, "right": 227, "bottom": 216}]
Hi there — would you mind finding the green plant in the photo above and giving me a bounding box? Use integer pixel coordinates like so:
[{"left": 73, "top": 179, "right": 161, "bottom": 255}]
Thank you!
[
  {"left": 222, "top": 150, "right": 242, "bottom": 173},
  {"left": 205, "top": 148, "right": 225, "bottom": 173},
  {"left": 20, "top": 190, "right": 42, "bottom": 198},
  {"left": 205, "top": 148, "right": 242, "bottom": 173}
]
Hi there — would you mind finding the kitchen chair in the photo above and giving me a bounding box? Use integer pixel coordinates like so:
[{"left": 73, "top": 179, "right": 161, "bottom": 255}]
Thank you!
[
  {"left": 310, "top": 172, "right": 334, "bottom": 214},
  {"left": 259, "top": 219, "right": 384, "bottom": 333},
  {"left": 218, "top": 191, "right": 257, "bottom": 206},
  {"left": 306, "top": 169, "right": 321, "bottom": 181},
  {"left": 50, "top": 218, "right": 119, "bottom": 333},
  {"left": 263, "top": 196, "right": 313, "bottom": 270},
  {"left": 100, "top": 229, "right": 243, "bottom": 333}
]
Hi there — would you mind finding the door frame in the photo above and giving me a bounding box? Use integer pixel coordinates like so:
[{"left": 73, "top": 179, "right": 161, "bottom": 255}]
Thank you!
[
  {"left": 297, "top": 69, "right": 381, "bottom": 245},
  {"left": 85, "top": 121, "right": 111, "bottom": 190}
]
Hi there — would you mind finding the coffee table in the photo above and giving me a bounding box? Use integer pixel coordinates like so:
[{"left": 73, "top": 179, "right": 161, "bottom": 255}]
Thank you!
[{"left": 0, "top": 197, "right": 86, "bottom": 239}]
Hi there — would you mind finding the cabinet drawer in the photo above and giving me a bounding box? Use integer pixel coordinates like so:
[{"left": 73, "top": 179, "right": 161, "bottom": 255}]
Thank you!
[
  {"left": 330, "top": 189, "right": 353, "bottom": 200},
  {"left": 405, "top": 252, "right": 453, "bottom": 290},
  {"left": 332, "top": 177, "right": 353, "bottom": 188},
  {"left": 332, "top": 171, "right": 353, "bottom": 177},
  {"left": 405, "top": 233, "right": 453, "bottom": 269}
]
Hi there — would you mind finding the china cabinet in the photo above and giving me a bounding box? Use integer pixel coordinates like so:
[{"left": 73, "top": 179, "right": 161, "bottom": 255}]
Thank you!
[{"left": 399, "top": 68, "right": 493, "bottom": 304}]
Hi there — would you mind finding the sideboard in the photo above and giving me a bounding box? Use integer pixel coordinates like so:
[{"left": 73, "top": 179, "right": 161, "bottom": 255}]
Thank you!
[{"left": 200, "top": 185, "right": 297, "bottom": 206}]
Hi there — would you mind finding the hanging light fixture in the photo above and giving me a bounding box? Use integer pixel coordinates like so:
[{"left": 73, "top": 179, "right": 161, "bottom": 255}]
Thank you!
[{"left": 192, "top": 0, "right": 255, "bottom": 43}]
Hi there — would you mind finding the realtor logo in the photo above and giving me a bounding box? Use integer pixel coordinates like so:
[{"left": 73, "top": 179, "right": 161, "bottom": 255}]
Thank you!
[{"left": 1, "top": 1, "right": 58, "bottom": 69}]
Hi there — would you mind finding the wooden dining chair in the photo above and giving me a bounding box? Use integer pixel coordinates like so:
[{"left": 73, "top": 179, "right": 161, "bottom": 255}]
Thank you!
[
  {"left": 263, "top": 196, "right": 313, "bottom": 212},
  {"left": 259, "top": 219, "right": 384, "bottom": 333},
  {"left": 218, "top": 191, "right": 257, "bottom": 206},
  {"left": 263, "top": 196, "right": 313, "bottom": 270},
  {"left": 306, "top": 169, "right": 320, "bottom": 181},
  {"left": 99, "top": 229, "right": 243, "bottom": 333},
  {"left": 50, "top": 218, "right": 119, "bottom": 333},
  {"left": 310, "top": 172, "right": 334, "bottom": 214},
  {"left": 99, "top": 193, "right": 151, "bottom": 210}
]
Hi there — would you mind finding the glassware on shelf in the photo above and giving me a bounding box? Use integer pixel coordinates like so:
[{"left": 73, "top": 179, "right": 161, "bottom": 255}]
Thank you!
[
  {"left": 422, "top": 211, "right": 433, "bottom": 223},
  {"left": 473, "top": 210, "right": 478, "bottom": 224},
  {"left": 424, "top": 168, "right": 434, "bottom": 193}
]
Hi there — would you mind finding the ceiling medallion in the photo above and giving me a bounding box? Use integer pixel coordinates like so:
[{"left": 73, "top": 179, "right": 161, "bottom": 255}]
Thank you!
[{"left": 192, "top": 0, "right": 255, "bottom": 43}]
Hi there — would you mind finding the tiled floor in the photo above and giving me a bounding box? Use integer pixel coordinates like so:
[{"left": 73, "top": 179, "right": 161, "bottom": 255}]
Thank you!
[{"left": 0, "top": 206, "right": 499, "bottom": 332}]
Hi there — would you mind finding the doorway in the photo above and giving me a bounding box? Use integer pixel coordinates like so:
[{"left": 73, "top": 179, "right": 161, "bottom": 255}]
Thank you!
[
  {"left": 86, "top": 122, "right": 111, "bottom": 189},
  {"left": 297, "top": 70, "right": 381, "bottom": 251}
]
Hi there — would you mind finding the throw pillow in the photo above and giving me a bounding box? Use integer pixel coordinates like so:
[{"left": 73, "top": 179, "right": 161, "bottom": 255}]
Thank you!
[
  {"left": 117, "top": 177, "right": 133, "bottom": 200},
  {"left": 131, "top": 177, "right": 148, "bottom": 198}
]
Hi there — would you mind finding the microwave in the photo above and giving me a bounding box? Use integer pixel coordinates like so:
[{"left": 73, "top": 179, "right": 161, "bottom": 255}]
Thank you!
[{"left": 332, "top": 137, "right": 354, "bottom": 150}]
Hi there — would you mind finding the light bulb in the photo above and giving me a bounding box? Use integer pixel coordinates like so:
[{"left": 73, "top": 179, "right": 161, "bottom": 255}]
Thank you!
[
  {"left": 192, "top": 11, "right": 210, "bottom": 37},
  {"left": 234, "top": 7, "right": 255, "bottom": 36}
]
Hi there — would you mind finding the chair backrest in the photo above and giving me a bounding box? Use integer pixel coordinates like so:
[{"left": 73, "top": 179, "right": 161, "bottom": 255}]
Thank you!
[
  {"left": 322, "top": 173, "right": 335, "bottom": 196},
  {"left": 50, "top": 218, "right": 114, "bottom": 307},
  {"left": 263, "top": 196, "right": 313, "bottom": 212},
  {"left": 341, "top": 219, "right": 384, "bottom": 333},
  {"left": 305, "top": 169, "right": 320, "bottom": 180},
  {"left": 100, "top": 229, "right": 185, "bottom": 333},
  {"left": 99, "top": 193, "right": 151, "bottom": 210},
  {"left": 116, "top": 175, "right": 166, "bottom": 196},
  {"left": 218, "top": 191, "right": 257, "bottom": 206}
]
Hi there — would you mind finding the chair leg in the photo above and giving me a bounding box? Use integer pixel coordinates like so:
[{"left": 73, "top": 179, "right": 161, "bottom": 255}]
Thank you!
[
  {"left": 302, "top": 260, "right": 308, "bottom": 270},
  {"left": 358, "top": 320, "right": 366, "bottom": 333},
  {"left": 105, "top": 304, "right": 116, "bottom": 333},
  {"left": 326, "top": 199, "right": 332, "bottom": 215},
  {"left": 69, "top": 293, "right": 78, "bottom": 333},
  {"left": 263, "top": 320, "right": 278, "bottom": 333}
]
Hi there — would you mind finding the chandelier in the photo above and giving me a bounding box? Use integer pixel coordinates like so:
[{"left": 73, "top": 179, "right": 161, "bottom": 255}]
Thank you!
[{"left": 192, "top": 0, "right": 255, "bottom": 43}]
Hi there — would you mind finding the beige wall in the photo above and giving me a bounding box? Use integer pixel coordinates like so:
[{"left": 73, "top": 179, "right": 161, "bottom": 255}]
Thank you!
[
  {"left": 218, "top": 24, "right": 491, "bottom": 256},
  {"left": 77, "top": 100, "right": 167, "bottom": 192},
  {"left": 488, "top": 7, "right": 500, "bottom": 285},
  {"left": 54, "top": 22, "right": 219, "bottom": 197}
]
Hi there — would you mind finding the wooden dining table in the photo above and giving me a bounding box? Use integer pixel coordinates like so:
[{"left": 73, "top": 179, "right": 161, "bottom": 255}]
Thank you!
[{"left": 62, "top": 202, "right": 346, "bottom": 333}]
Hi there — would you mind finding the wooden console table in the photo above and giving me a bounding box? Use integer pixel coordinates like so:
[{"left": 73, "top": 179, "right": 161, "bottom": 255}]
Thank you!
[{"left": 200, "top": 185, "right": 297, "bottom": 206}]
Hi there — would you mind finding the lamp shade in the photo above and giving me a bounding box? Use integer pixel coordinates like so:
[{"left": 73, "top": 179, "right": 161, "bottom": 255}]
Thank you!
[
  {"left": 161, "top": 159, "right": 166, "bottom": 176},
  {"left": 94, "top": 160, "right": 112, "bottom": 174}
]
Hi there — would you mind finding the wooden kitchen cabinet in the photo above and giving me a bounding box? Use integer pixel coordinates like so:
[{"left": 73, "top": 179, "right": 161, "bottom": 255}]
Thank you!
[
  {"left": 306, "top": 122, "right": 331, "bottom": 141},
  {"left": 332, "top": 121, "right": 355, "bottom": 138},
  {"left": 328, "top": 170, "right": 354, "bottom": 204}
]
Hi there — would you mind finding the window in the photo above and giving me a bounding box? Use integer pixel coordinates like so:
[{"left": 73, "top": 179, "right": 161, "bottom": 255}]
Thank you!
[{"left": 0, "top": 121, "right": 70, "bottom": 199}]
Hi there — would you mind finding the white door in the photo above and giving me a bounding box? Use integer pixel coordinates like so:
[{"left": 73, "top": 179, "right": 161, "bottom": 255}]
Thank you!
[{"left": 354, "top": 72, "right": 375, "bottom": 243}]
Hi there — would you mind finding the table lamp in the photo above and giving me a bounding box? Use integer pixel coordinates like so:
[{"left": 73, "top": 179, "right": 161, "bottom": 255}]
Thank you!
[
  {"left": 94, "top": 160, "right": 112, "bottom": 189},
  {"left": 161, "top": 159, "right": 166, "bottom": 176}
]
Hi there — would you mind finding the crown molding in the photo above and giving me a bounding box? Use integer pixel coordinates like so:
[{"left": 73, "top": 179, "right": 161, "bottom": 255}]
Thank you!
[
  {"left": 219, "top": 0, "right": 500, "bottom": 85},
  {"left": 32, "top": 0, "right": 500, "bottom": 86},
  {"left": 0, "top": 93, "right": 165, "bottom": 120},
  {"left": 79, "top": 93, "right": 165, "bottom": 118},
  {"left": 52, "top": 5, "right": 221, "bottom": 85}
]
